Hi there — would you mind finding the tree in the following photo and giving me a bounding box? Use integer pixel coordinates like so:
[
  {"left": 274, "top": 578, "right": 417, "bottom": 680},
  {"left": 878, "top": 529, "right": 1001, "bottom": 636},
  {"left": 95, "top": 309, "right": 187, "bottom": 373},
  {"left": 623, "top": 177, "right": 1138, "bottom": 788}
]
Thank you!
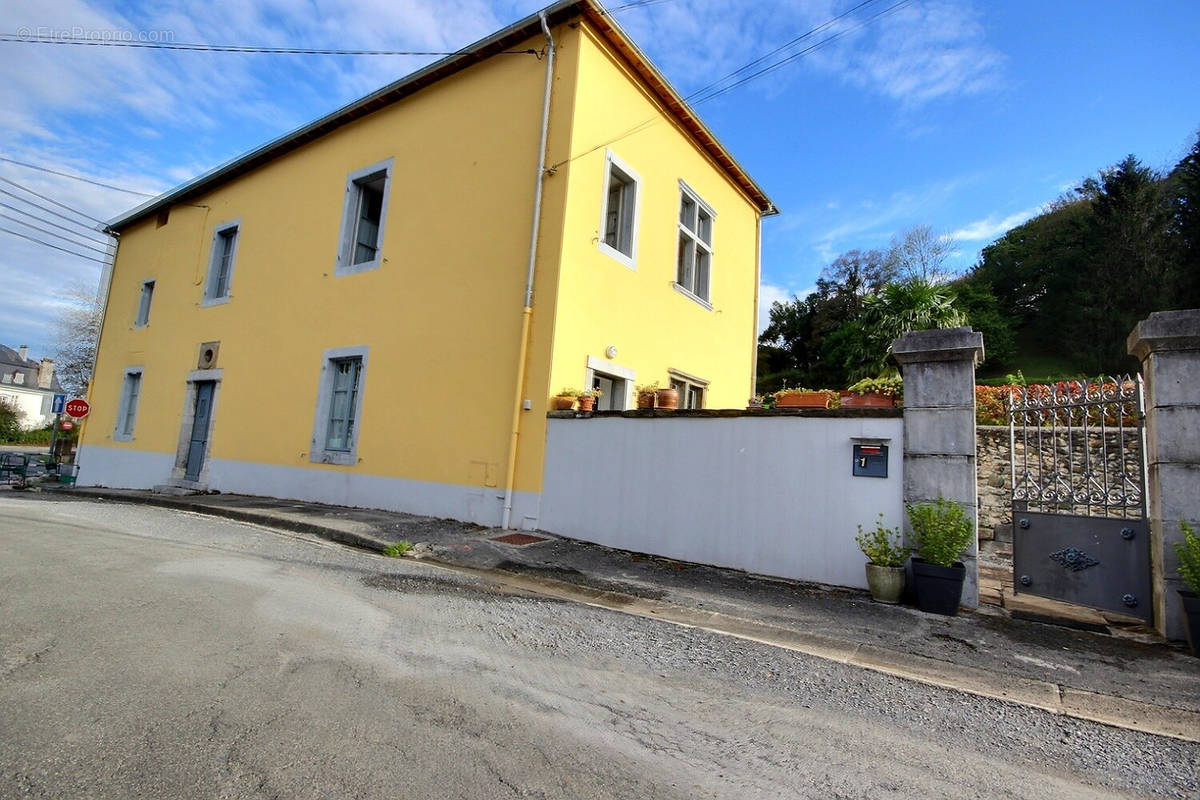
[
  {"left": 885, "top": 225, "right": 955, "bottom": 283},
  {"left": 1168, "top": 131, "right": 1200, "bottom": 305},
  {"left": 53, "top": 285, "right": 103, "bottom": 398},
  {"left": 855, "top": 277, "right": 967, "bottom": 378}
]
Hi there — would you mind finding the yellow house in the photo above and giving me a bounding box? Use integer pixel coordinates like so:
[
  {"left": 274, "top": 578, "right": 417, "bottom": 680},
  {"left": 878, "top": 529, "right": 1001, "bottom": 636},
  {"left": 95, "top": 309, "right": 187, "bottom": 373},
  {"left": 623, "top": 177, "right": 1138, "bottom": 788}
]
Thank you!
[{"left": 78, "top": 0, "right": 776, "bottom": 529}]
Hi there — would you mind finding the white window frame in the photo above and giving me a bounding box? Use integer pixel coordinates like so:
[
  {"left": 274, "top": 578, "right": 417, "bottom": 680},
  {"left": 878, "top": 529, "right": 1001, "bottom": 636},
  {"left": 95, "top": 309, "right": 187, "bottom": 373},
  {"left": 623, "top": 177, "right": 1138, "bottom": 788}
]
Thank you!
[
  {"left": 668, "top": 368, "right": 708, "bottom": 410},
  {"left": 597, "top": 150, "right": 641, "bottom": 270},
  {"left": 674, "top": 180, "right": 716, "bottom": 308},
  {"left": 114, "top": 367, "right": 144, "bottom": 442},
  {"left": 335, "top": 159, "right": 393, "bottom": 277},
  {"left": 203, "top": 220, "right": 241, "bottom": 305},
  {"left": 310, "top": 346, "right": 369, "bottom": 465},
  {"left": 134, "top": 279, "right": 155, "bottom": 327}
]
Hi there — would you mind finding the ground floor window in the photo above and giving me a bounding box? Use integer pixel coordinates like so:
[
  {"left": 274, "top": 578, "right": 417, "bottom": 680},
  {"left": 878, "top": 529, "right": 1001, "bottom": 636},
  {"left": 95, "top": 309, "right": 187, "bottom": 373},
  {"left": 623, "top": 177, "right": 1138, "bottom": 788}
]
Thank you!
[
  {"left": 590, "top": 371, "right": 627, "bottom": 411},
  {"left": 669, "top": 370, "right": 707, "bottom": 410},
  {"left": 310, "top": 347, "right": 369, "bottom": 465}
]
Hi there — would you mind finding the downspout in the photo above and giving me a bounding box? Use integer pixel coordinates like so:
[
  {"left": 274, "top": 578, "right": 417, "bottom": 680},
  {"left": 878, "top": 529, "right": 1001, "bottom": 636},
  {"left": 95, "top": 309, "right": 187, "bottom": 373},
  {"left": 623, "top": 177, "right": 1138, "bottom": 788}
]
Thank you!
[
  {"left": 750, "top": 214, "right": 762, "bottom": 398},
  {"left": 501, "top": 10, "right": 556, "bottom": 530}
]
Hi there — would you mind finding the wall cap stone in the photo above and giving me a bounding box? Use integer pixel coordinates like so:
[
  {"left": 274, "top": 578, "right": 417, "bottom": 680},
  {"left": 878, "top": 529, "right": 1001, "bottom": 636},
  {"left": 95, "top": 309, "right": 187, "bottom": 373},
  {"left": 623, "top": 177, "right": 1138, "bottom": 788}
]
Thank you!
[
  {"left": 1127, "top": 309, "right": 1200, "bottom": 361},
  {"left": 891, "top": 327, "right": 985, "bottom": 366}
]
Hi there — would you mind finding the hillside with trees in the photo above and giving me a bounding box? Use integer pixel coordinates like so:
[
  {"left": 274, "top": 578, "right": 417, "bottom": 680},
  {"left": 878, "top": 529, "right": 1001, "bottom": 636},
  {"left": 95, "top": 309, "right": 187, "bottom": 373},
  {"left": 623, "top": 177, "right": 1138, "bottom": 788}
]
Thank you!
[{"left": 759, "top": 133, "right": 1200, "bottom": 393}]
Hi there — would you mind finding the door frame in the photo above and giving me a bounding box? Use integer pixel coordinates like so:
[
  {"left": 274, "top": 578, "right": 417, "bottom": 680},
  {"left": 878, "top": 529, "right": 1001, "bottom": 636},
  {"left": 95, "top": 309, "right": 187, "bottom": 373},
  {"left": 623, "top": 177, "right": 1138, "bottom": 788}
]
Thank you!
[{"left": 170, "top": 368, "right": 223, "bottom": 489}]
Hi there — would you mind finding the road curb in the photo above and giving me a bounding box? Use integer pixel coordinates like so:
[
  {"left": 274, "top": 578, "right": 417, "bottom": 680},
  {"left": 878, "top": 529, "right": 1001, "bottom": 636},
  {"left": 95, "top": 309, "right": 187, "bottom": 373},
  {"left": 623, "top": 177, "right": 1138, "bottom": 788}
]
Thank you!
[{"left": 46, "top": 487, "right": 1200, "bottom": 743}]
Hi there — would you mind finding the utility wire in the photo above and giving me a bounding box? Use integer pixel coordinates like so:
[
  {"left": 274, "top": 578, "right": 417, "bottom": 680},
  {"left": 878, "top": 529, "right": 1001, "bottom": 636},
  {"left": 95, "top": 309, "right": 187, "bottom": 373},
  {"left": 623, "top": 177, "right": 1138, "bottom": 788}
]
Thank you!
[
  {"left": 0, "top": 213, "right": 111, "bottom": 255},
  {"left": 0, "top": 156, "right": 157, "bottom": 197},
  {"left": 0, "top": 201, "right": 110, "bottom": 246},
  {"left": 0, "top": 188, "right": 110, "bottom": 237},
  {"left": 0, "top": 176, "right": 110, "bottom": 227},
  {"left": 0, "top": 33, "right": 537, "bottom": 57},
  {"left": 0, "top": 226, "right": 108, "bottom": 264}
]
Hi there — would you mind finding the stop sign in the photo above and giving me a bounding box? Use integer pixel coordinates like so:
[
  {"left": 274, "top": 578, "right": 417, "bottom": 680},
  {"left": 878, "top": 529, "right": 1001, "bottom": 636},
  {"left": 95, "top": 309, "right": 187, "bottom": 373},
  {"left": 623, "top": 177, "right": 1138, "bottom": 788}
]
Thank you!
[
  {"left": 60, "top": 419, "right": 75, "bottom": 431},
  {"left": 64, "top": 398, "right": 90, "bottom": 419}
]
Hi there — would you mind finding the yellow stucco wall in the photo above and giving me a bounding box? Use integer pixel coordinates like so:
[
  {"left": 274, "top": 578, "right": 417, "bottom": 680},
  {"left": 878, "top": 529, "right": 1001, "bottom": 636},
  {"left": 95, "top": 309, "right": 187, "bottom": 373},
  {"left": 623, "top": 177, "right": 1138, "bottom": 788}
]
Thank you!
[
  {"left": 83, "top": 17, "right": 762, "bottom": 507},
  {"left": 85, "top": 25, "right": 581, "bottom": 497},
  {"left": 546, "top": 24, "right": 762, "bottom": 409}
]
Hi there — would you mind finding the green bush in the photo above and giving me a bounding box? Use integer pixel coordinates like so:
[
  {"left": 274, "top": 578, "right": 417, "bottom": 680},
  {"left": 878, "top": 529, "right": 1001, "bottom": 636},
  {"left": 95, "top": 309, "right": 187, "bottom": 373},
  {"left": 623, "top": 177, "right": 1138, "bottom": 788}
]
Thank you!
[
  {"left": 906, "top": 497, "right": 974, "bottom": 567},
  {"left": 855, "top": 515, "right": 907, "bottom": 567},
  {"left": 0, "top": 399, "right": 20, "bottom": 442},
  {"left": 1176, "top": 521, "right": 1200, "bottom": 594},
  {"left": 383, "top": 540, "right": 414, "bottom": 558}
]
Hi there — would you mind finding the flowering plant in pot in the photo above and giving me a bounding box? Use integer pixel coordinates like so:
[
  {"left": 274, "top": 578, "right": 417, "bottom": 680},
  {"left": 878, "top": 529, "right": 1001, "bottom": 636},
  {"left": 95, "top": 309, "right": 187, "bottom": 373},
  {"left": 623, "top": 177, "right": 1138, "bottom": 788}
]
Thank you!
[
  {"left": 842, "top": 376, "right": 902, "bottom": 408},
  {"left": 1174, "top": 520, "right": 1200, "bottom": 656},
  {"left": 773, "top": 387, "right": 833, "bottom": 409},
  {"left": 635, "top": 382, "right": 659, "bottom": 409},
  {"left": 552, "top": 388, "right": 580, "bottom": 411},
  {"left": 577, "top": 387, "right": 602, "bottom": 412},
  {"left": 906, "top": 497, "right": 974, "bottom": 616},
  {"left": 855, "top": 514, "right": 907, "bottom": 604}
]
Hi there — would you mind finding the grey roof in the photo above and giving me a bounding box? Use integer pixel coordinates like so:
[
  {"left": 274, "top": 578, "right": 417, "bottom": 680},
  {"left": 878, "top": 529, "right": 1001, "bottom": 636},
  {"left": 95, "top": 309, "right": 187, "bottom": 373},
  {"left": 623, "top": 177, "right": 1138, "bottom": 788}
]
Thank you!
[{"left": 0, "top": 345, "right": 63, "bottom": 393}]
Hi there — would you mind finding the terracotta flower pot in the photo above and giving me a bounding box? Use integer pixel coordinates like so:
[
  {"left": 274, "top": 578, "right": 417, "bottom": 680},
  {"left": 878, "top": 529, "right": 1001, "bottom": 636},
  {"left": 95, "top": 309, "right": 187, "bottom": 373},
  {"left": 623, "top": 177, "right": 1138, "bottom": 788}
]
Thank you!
[
  {"left": 840, "top": 391, "right": 895, "bottom": 408},
  {"left": 637, "top": 391, "right": 656, "bottom": 409},
  {"left": 655, "top": 387, "right": 680, "bottom": 410},
  {"left": 577, "top": 396, "right": 595, "bottom": 413},
  {"left": 552, "top": 395, "right": 576, "bottom": 411},
  {"left": 776, "top": 392, "right": 830, "bottom": 409}
]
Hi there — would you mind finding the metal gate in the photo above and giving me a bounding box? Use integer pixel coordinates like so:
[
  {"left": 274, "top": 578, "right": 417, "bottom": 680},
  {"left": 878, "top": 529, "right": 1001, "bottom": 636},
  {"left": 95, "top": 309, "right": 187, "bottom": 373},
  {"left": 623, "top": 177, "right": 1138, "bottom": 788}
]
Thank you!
[{"left": 1008, "top": 376, "right": 1152, "bottom": 622}]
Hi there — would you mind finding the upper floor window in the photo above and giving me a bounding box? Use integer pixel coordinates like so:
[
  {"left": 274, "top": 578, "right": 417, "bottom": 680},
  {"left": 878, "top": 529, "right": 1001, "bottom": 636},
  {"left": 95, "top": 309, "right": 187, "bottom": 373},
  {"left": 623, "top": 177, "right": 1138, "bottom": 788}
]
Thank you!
[
  {"left": 598, "top": 150, "right": 640, "bottom": 269},
  {"left": 204, "top": 221, "right": 239, "bottom": 304},
  {"left": 135, "top": 279, "right": 155, "bottom": 326},
  {"left": 675, "top": 183, "right": 715, "bottom": 304},
  {"left": 336, "top": 159, "right": 393, "bottom": 276}
]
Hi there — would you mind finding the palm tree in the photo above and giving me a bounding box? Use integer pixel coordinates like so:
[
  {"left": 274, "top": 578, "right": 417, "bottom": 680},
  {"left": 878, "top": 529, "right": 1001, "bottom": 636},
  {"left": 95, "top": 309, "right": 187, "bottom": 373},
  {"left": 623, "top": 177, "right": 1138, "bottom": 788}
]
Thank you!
[{"left": 851, "top": 277, "right": 967, "bottom": 378}]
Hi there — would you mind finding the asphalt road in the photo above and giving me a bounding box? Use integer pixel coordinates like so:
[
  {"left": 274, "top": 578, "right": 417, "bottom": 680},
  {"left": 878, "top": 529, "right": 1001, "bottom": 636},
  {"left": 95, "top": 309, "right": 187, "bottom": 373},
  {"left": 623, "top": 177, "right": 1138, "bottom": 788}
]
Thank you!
[{"left": 1, "top": 495, "right": 1197, "bottom": 799}]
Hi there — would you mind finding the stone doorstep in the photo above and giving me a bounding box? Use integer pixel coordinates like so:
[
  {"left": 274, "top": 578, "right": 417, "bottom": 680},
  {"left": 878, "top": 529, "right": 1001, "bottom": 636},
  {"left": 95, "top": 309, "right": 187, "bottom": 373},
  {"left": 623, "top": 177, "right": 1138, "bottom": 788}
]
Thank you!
[{"left": 1002, "top": 589, "right": 1111, "bottom": 633}]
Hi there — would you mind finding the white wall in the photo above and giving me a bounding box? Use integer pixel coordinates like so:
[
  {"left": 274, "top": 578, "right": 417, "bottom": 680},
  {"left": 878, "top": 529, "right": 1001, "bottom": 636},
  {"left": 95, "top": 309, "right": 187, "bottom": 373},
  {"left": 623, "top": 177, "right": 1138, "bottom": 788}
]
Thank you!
[{"left": 540, "top": 415, "right": 905, "bottom": 589}]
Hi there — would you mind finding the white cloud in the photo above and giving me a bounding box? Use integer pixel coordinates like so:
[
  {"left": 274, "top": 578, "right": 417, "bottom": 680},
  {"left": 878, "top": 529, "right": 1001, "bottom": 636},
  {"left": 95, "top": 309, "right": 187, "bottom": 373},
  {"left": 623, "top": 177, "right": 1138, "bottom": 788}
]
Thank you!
[
  {"left": 948, "top": 206, "right": 1042, "bottom": 243},
  {"left": 757, "top": 281, "right": 791, "bottom": 334}
]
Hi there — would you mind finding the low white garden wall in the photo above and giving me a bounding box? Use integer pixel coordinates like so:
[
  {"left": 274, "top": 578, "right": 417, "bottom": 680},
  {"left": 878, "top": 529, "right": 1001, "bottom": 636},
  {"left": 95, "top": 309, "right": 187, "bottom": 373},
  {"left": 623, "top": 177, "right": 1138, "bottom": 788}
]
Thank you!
[{"left": 539, "top": 412, "right": 905, "bottom": 590}]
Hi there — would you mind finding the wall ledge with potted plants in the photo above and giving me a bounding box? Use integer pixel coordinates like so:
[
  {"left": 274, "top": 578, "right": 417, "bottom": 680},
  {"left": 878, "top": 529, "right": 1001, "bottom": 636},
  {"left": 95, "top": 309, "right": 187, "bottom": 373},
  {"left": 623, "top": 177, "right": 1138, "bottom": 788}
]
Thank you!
[
  {"left": 841, "top": 376, "right": 902, "bottom": 408},
  {"left": 907, "top": 496, "right": 974, "bottom": 616},
  {"left": 855, "top": 514, "right": 907, "bottom": 604},
  {"left": 774, "top": 387, "right": 835, "bottom": 409},
  {"left": 1175, "top": 520, "right": 1200, "bottom": 656}
]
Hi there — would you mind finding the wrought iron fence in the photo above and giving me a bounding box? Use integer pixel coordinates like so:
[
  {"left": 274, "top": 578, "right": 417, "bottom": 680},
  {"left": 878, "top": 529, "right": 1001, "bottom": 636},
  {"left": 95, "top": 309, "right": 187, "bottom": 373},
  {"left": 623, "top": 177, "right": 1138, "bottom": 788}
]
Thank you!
[{"left": 1007, "top": 376, "right": 1146, "bottom": 518}]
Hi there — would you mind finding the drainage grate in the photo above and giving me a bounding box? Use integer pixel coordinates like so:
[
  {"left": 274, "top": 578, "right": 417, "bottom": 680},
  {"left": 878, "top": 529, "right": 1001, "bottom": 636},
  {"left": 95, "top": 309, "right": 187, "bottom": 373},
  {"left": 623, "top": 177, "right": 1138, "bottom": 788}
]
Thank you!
[{"left": 490, "top": 533, "right": 549, "bottom": 546}]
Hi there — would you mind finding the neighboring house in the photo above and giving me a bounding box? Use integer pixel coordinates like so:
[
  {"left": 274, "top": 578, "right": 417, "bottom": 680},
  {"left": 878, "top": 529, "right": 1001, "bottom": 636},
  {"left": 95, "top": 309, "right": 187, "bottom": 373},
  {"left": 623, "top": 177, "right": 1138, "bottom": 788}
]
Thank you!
[
  {"left": 0, "top": 345, "right": 63, "bottom": 430},
  {"left": 78, "top": 0, "right": 776, "bottom": 528}
]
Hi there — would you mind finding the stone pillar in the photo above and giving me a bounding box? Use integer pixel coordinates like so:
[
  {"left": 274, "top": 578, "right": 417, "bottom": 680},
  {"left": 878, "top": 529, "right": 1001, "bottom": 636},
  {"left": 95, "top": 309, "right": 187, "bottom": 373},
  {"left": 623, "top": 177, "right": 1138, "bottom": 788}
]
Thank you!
[
  {"left": 1127, "top": 309, "right": 1200, "bottom": 641},
  {"left": 892, "top": 327, "right": 986, "bottom": 609}
]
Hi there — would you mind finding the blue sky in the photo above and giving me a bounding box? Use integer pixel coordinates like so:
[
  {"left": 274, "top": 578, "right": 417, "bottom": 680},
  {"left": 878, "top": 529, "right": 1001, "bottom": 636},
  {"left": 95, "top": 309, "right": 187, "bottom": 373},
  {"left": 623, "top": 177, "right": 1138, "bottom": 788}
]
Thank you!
[{"left": 1, "top": 0, "right": 1198, "bottom": 360}]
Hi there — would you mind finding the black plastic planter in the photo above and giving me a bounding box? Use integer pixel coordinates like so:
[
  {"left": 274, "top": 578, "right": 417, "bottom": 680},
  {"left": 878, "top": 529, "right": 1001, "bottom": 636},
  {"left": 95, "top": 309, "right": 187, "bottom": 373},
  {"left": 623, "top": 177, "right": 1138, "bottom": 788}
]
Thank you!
[
  {"left": 912, "top": 558, "right": 965, "bottom": 616},
  {"left": 1181, "top": 590, "right": 1200, "bottom": 657}
]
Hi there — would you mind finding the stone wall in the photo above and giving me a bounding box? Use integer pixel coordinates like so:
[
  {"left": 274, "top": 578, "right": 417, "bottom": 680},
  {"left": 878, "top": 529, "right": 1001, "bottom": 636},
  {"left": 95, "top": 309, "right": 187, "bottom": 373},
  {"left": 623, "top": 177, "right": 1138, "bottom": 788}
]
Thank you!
[{"left": 976, "top": 426, "right": 1010, "bottom": 541}]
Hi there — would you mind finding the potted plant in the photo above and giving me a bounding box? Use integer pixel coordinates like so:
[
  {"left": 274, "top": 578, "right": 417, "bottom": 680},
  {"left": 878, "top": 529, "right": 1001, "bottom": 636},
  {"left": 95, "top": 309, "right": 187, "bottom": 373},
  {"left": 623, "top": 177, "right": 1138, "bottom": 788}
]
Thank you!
[
  {"left": 855, "top": 514, "right": 907, "bottom": 604},
  {"left": 842, "top": 376, "right": 902, "bottom": 408},
  {"left": 552, "top": 388, "right": 580, "bottom": 411},
  {"left": 773, "top": 387, "right": 832, "bottom": 409},
  {"left": 577, "top": 387, "right": 602, "bottom": 413},
  {"left": 635, "top": 383, "right": 659, "bottom": 409},
  {"left": 906, "top": 496, "right": 974, "bottom": 616},
  {"left": 655, "top": 385, "right": 680, "bottom": 410},
  {"left": 1175, "top": 520, "right": 1200, "bottom": 656}
]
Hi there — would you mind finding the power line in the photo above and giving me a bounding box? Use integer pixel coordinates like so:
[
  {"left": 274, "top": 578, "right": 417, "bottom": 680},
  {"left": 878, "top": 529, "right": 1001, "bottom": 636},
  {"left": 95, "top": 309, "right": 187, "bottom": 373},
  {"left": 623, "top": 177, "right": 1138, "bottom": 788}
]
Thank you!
[
  {"left": 0, "top": 156, "right": 157, "bottom": 197},
  {"left": 0, "top": 176, "right": 110, "bottom": 227},
  {"left": 0, "top": 33, "right": 537, "bottom": 57},
  {"left": 0, "top": 213, "right": 112, "bottom": 255},
  {"left": 0, "top": 201, "right": 110, "bottom": 245},
  {"left": 691, "top": 0, "right": 914, "bottom": 105},
  {"left": 0, "top": 188, "right": 110, "bottom": 237},
  {"left": 0, "top": 226, "right": 109, "bottom": 264}
]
